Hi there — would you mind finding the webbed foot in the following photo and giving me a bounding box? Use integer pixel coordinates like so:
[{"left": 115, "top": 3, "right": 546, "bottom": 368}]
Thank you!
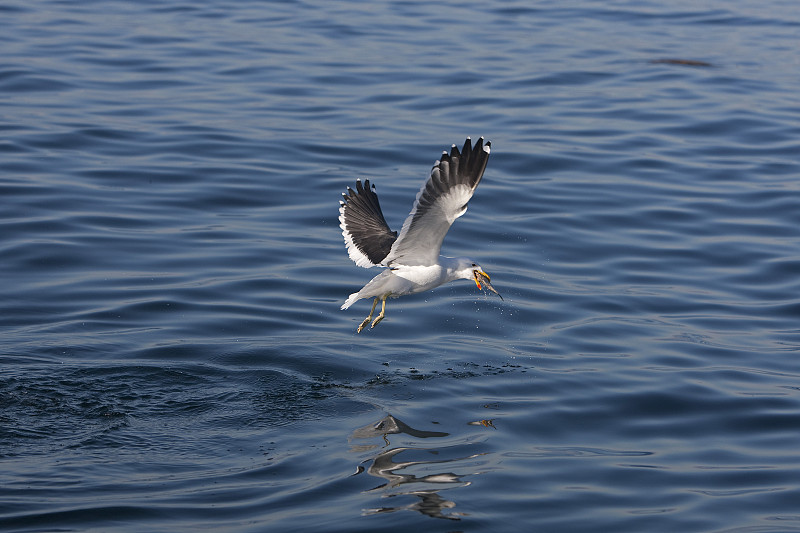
[
  {"left": 356, "top": 297, "right": 379, "bottom": 333},
  {"left": 369, "top": 296, "right": 387, "bottom": 329}
]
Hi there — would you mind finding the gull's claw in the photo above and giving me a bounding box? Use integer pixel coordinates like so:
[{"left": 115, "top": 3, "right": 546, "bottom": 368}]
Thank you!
[{"left": 356, "top": 295, "right": 388, "bottom": 332}]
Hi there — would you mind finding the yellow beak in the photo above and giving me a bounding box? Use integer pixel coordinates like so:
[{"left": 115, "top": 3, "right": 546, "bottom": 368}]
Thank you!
[{"left": 474, "top": 270, "right": 490, "bottom": 289}]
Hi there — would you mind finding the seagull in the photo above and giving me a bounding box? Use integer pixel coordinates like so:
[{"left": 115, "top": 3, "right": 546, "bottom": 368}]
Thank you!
[{"left": 338, "top": 136, "right": 502, "bottom": 333}]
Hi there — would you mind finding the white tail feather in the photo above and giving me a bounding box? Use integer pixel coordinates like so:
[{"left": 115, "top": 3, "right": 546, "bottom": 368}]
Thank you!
[{"left": 341, "top": 292, "right": 361, "bottom": 310}]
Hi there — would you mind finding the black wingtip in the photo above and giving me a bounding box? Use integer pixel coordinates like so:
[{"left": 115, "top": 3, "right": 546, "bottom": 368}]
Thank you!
[{"left": 450, "top": 143, "right": 461, "bottom": 159}]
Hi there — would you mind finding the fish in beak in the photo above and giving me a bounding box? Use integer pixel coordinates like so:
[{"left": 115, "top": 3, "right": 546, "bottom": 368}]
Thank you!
[{"left": 473, "top": 269, "right": 503, "bottom": 300}]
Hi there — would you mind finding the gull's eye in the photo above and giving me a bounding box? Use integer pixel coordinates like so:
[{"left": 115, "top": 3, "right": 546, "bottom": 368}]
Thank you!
[{"left": 471, "top": 263, "right": 476, "bottom": 267}]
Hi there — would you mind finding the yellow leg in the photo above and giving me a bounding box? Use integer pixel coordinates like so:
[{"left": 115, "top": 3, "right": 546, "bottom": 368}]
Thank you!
[
  {"left": 357, "top": 297, "right": 379, "bottom": 333},
  {"left": 370, "top": 296, "right": 387, "bottom": 329}
]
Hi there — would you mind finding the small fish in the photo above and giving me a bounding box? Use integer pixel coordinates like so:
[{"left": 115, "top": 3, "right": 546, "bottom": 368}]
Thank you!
[{"left": 473, "top": 270, "right": 503, "bottom": 301}]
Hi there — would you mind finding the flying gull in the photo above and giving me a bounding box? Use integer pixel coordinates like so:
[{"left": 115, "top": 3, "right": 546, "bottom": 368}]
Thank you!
[{"left": 339, "top": 136, "right": 501, "bottom": 332}]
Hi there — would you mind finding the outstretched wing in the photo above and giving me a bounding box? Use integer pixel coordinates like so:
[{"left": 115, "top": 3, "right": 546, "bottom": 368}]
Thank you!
[
  {"left": 339, "top": 179, "right": 397, "bottom": 268},
  {"left": 383, "top": 136, "right": 491, "bottom": 267}
]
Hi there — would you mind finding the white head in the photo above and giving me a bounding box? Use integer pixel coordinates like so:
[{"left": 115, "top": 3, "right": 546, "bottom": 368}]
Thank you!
[{"left": 452, "top": 257, "right": 503, "bottom": 300}]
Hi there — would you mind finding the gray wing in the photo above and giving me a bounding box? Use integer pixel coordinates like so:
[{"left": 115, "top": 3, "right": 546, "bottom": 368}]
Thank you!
[{"left": 383, "top": 136, "right": 491, "bottom": 267}]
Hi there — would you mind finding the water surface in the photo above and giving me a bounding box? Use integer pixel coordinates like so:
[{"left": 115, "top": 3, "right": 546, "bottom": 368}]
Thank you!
[{"left": 2, "top": 1, "right": 800, "bottom": 531}]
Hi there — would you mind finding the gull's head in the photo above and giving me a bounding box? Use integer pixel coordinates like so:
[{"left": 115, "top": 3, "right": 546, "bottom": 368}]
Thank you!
[{"left": 454, "top": 258, "right": 503, "bottom": 300}]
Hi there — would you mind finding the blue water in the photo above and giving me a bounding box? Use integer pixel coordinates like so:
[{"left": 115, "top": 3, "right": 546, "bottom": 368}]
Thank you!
[{"left": 2, "top": 0, "right": 800, "bottom": 531}]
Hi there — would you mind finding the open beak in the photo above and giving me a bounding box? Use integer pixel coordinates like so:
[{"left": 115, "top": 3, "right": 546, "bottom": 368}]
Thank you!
[{"left": 473, "top": 270, "right": 503, "bottom": 301}]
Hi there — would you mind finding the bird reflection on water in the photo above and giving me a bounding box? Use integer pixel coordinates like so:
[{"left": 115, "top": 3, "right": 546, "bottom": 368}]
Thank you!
[{"left": 349, "top": 414, "right": 487, "bottom": 521}]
